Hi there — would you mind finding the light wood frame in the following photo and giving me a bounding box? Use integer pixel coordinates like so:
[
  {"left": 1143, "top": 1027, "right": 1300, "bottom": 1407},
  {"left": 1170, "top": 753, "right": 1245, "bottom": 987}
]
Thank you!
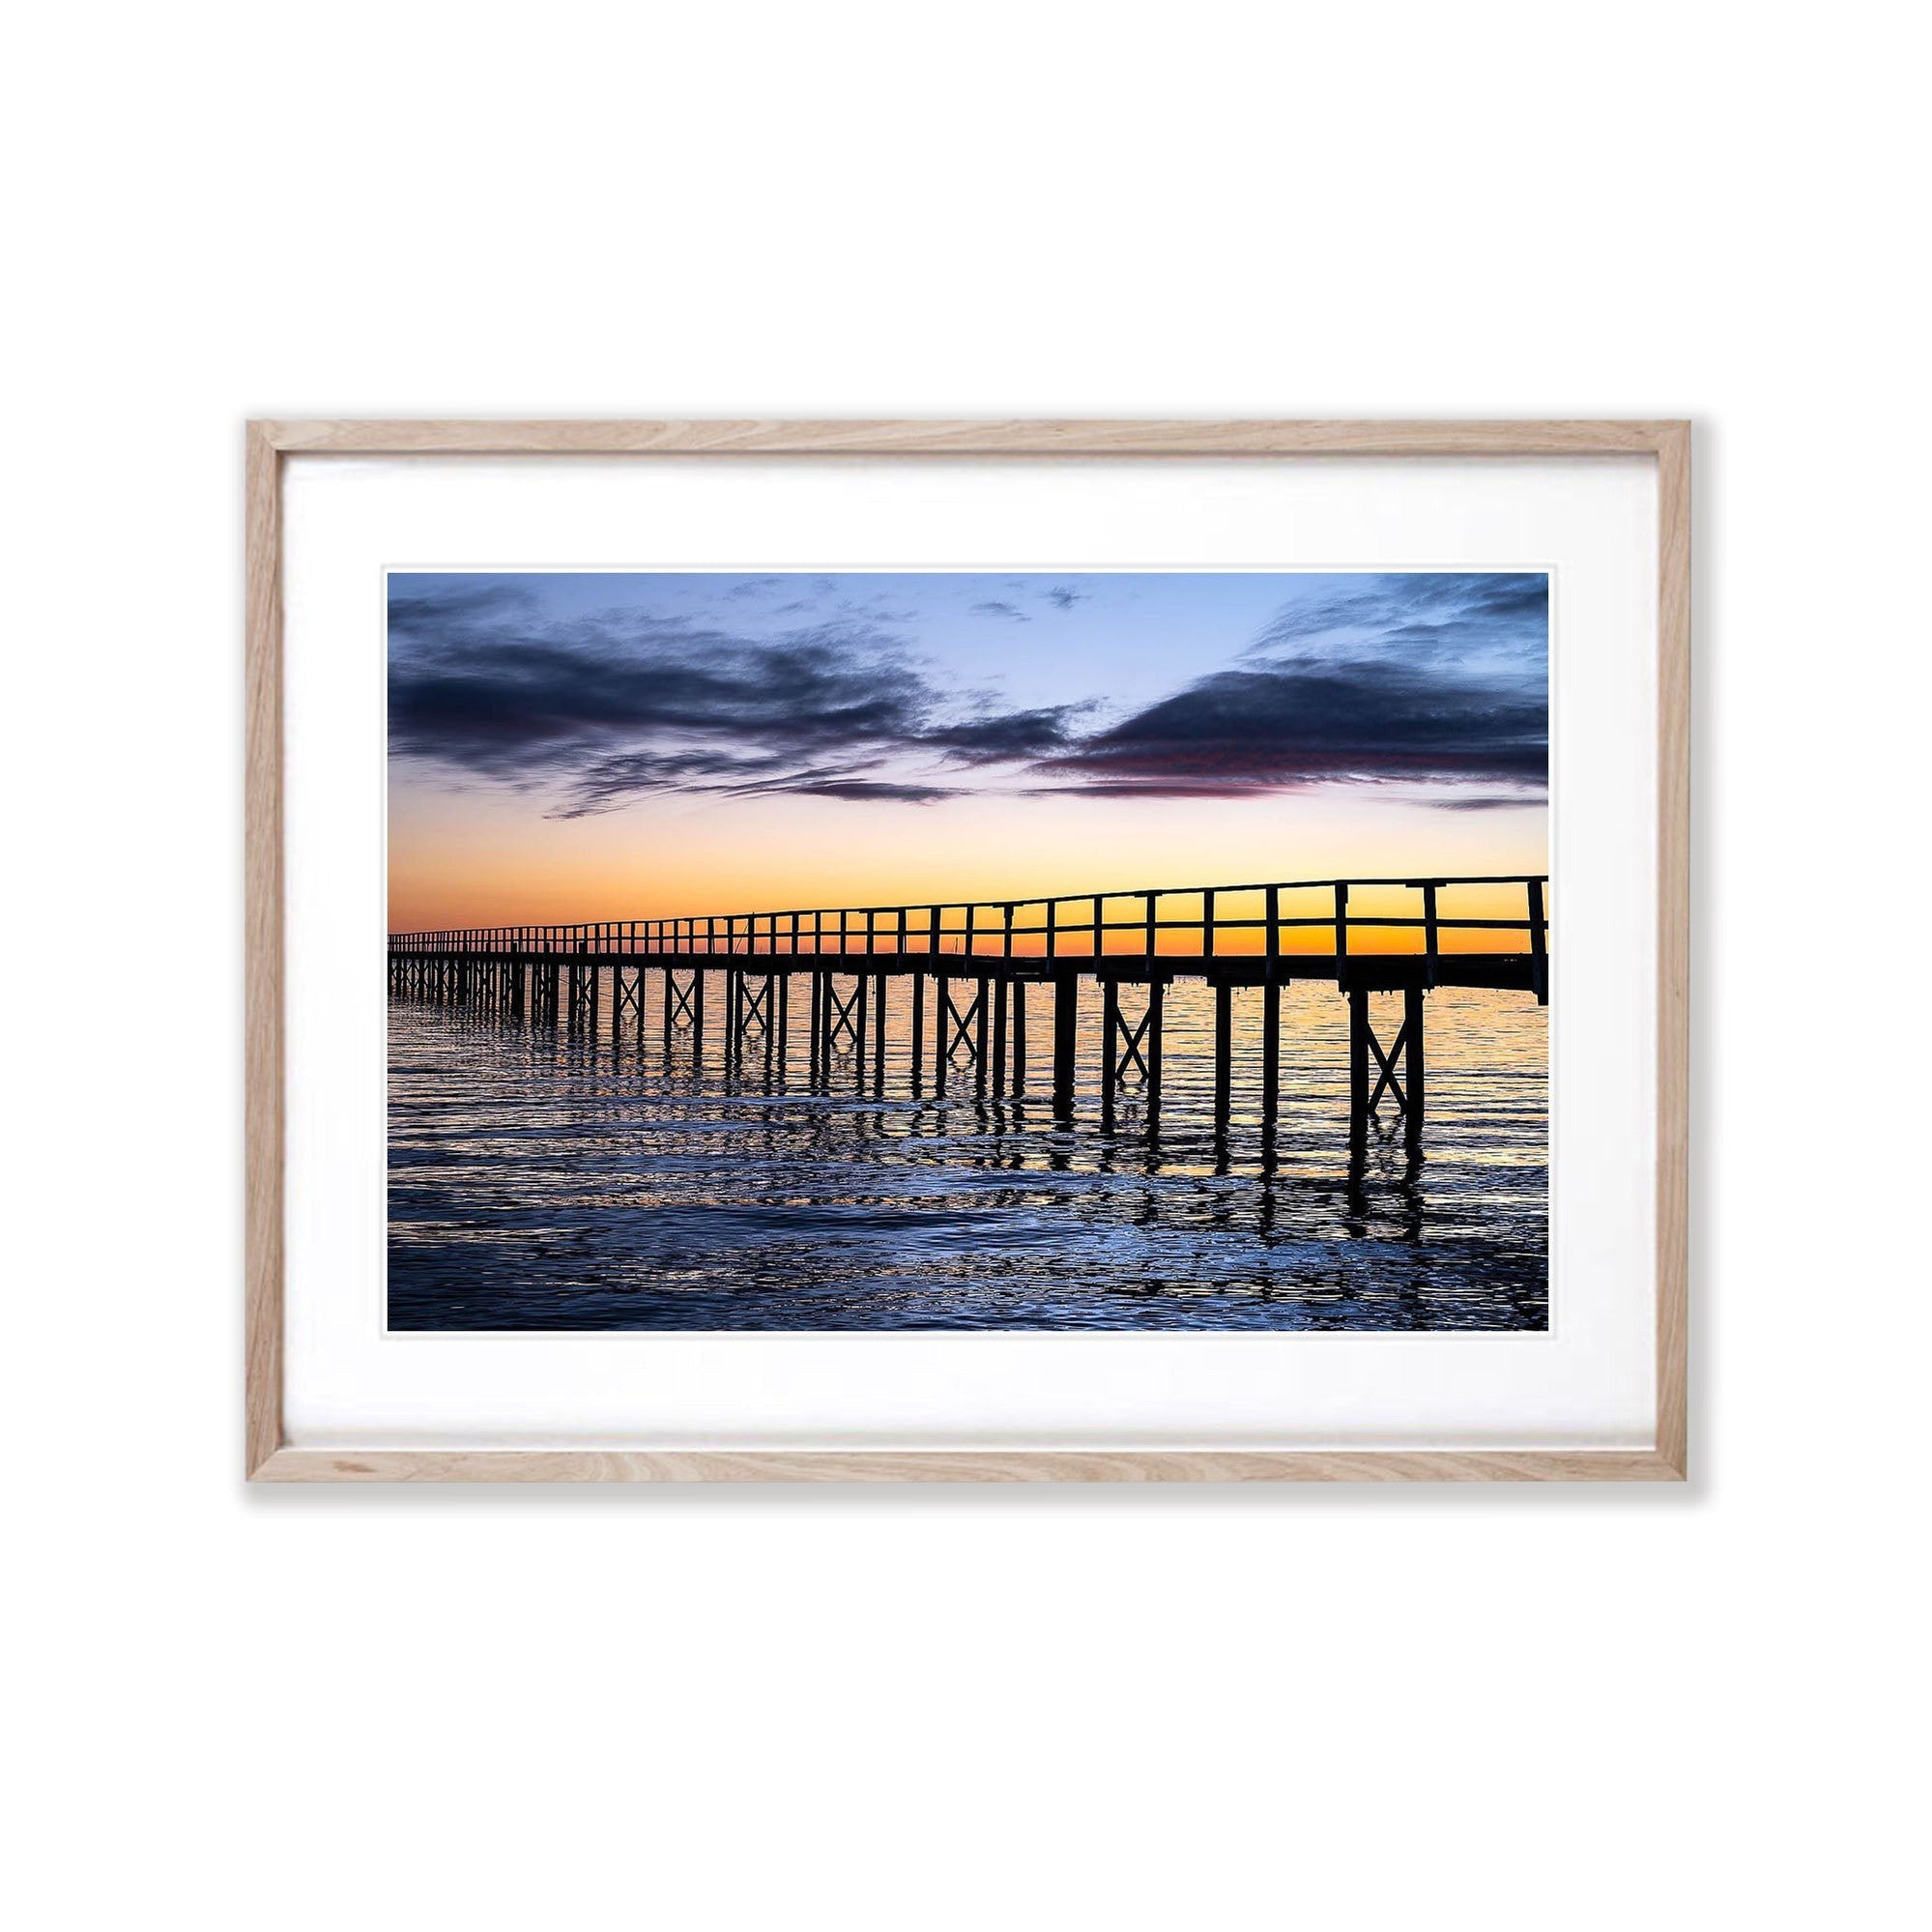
[{"left": 246, "top": 418, "right": 1689, "bottom": 1483}]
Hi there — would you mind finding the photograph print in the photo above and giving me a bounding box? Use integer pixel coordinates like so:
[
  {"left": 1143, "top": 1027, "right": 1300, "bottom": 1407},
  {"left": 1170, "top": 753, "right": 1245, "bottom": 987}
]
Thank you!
[{"left": 387, "top": 568, "right": 1550, "bottom": 1331}]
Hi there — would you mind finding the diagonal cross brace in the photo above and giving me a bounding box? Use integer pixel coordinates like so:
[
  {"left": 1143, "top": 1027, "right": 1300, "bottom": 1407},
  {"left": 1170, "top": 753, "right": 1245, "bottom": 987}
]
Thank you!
[
  {"left": 1110, "top": 1002, "right": 1154, "bottom": 1083},
  {"left": 941, "top": 981, "right": 983, "bottom": 1062},
  {"left": 737, "top": 977, "right": 772, "bottom": 1035},
  {"left": 825, "top": 977, "right": 866, "bottom": 1049},
  {"left": 666, "top": 972, "right": 701, "bottom": 1027},
  {"left": 1366, "top": 1017, "right": 1410, "bottom": 1113}
]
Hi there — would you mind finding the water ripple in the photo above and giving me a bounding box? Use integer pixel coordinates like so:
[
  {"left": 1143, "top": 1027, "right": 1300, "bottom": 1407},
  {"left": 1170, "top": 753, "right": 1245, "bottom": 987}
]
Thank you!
[{"left": 389, "top": 976, "right": 1547, "bottom": 1329}]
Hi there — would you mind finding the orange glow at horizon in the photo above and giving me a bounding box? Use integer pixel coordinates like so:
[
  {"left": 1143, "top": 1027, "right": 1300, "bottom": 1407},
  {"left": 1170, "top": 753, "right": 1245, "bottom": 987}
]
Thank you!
[{"left": 389, "top": 783, "right": 1547, "bottom": 939}]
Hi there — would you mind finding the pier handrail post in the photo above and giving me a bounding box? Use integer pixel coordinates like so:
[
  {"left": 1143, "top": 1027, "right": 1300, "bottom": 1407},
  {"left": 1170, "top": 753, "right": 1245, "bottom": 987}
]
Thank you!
[
  {"left": 1202, "top": 887, "right": 1215, "bottom": 959},
  {"left": 1144, "top": 891, "right": 1156, "bottom": 961},
  {"left": 1265, "top": 884, "right": 1280, "bottom": 972},
  {"left": 1003, "top": 903, "right": 1014, "bottom": 959},
  {"left": 1091, "top": 893, "right": 1104, "bottom": 960},
  {"left": 1045, "top": 899, "right": 1057, "bottom": 960},
  {"left": 1423, "top": 883, "right": 1439, "bottom": 985},
  {"left": 1334, "top": 881, "right": 1349, "bottom": 984},
  {"left": 898, "top": 907, "right": 908, "bottom": 957},
  {"left": 929, "top": 905, "right": 940, "bottom": 957}
]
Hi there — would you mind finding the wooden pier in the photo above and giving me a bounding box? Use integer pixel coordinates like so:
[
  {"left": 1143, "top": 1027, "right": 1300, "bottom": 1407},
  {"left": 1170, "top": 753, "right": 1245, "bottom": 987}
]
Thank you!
[{"left": 389, "top": 875, "right": 1548, "bottom": 1151}]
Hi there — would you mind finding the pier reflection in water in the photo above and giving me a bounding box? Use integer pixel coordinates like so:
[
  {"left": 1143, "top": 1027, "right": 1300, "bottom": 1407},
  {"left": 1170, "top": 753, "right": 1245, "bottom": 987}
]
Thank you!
[{"left": 389, "top": 972, "right": 1545, "bottom": 1331}]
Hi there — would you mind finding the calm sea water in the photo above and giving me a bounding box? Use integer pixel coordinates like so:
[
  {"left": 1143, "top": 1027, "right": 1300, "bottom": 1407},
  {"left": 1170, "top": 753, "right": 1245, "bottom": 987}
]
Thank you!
[{"left": 388, "top": 971, "right": 1546, "bottom": 1331}]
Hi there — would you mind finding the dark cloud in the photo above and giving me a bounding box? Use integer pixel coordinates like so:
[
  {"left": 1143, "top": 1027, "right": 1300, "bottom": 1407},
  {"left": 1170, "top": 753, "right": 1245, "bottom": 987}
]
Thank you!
[
  {"left": 918, "top": 706, "right": 1083, "bottom": 763},
  {"left": 1035, "top": 664, "right": 1546, "bottom": 797},
  {"left": 783, "top": 780, "right": 961, "bottom": 803},
  {"left": 1042, "top": 585, "right": 1085, "bottom": 610},
  {"left": 1035, "top": 574, "right": 1547, "bottom": 801},
  {"left": 1246, "top": 571, "right": 1547, "bottom": 666},
  {"left": 970, "top": 600, "right": 1031, "bottom": 622},
  {"left": 389, "top": 582, "right": 1063, "bottom": 817},
  {"left": 388, "top": 581, "right": 531, "bottom": 641},
  {"left": 548, "top": 746, "right": 800, "bottom": 817}
]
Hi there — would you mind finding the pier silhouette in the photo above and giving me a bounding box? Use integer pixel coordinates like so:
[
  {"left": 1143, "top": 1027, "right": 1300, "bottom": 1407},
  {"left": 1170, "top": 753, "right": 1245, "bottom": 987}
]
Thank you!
[{"left": 389, "top": 875, "right": 1548, "bottom": 1152}]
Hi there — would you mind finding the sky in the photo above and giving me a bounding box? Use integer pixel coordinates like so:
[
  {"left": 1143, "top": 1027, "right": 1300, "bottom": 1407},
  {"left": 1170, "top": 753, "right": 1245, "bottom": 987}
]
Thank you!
[{"left": 388, "top": 570, "right": 1548, "bottom": 933}]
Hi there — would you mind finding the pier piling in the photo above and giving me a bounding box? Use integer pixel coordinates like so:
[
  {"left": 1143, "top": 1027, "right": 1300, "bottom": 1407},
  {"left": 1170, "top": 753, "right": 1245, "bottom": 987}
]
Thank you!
[
  {"left": 1348, "top": 987, "right": 1370, "bottom": 1155},
  {"left": 1404, "top": 983, "right": 1427, "bottom": 1152},
  {"left": 1053, "top": 972, "right": 1078, "bottom": 1119},
  {"left": 1260, "top": 978, "right": 1281, "bottom": 1135},
  {"left": 910, "top": 972, "right": 926, "bottom": 1090},
  {"left": 1213, "top": 983, "right": 1233, "bottom": 1129},
  {"left": 389, "top": 873, "right": 1543, "bottom": 1158}
]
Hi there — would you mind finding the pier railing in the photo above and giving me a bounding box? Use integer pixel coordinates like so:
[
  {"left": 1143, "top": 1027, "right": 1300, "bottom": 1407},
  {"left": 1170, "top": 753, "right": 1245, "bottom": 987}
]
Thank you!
[{"left": 389, "top": 875, "right": 1548, "bottom": 971}]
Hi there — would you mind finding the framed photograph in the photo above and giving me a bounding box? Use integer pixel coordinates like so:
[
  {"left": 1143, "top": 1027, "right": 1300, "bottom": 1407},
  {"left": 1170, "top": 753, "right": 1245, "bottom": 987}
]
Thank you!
[{"left": 246, "top": 419, "right": 1687, "bottom": 1481}]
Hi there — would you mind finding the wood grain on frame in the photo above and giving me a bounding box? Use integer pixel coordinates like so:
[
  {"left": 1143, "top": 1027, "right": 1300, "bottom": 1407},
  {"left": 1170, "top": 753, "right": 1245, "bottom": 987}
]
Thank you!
[
  {"left": 245, "top": 422, "right": 284, "bottom": 1478},
  {"left": 1654, "top": 423, "right": 1691, "bottom": 1477},
  {"left": 252, "top": 1449, "right": 1685, "bottom": 1483},
  {"left": 259, "top": 418, "right": 1684, "bottom": 457},
  {"left": 245, "top": 419, "right": 1690, "bottom": 1484}
]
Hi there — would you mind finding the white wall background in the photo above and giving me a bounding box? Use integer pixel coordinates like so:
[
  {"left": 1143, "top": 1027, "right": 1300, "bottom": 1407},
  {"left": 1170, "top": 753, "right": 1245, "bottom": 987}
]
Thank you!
[{"left": 7, "top": 5, "right": 1925, "bottom": 1928}]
